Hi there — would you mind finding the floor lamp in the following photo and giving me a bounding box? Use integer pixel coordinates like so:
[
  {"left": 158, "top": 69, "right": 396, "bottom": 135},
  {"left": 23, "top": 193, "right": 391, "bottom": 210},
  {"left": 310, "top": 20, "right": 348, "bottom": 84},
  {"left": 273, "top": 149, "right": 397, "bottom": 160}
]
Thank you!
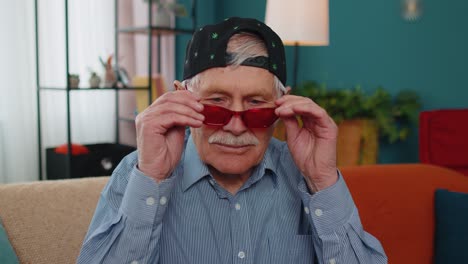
[{"left": 265, "top": 0, "right": 329, "bottom": 88}]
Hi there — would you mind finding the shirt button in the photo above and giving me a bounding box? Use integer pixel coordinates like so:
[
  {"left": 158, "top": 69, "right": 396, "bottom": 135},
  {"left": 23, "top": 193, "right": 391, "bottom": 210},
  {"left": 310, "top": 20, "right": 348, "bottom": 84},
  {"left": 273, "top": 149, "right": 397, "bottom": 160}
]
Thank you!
[
  {"left": 209, "top": 179, "right": 215, "bottom": 185},
  {"left": 131, "top": 261, "right": 138, "bottom": 264},
  {"left": 304, "top": 206, "right": 310, "bottom": 214},
  {"left": 315, "top": 208, "right": 323, "bottom": 217},
  {"left": 238, "top": 251, "right": 245, "bottom": 259},
  {"left": 160, "top": 196, "right": 168, "bottom": 205},
  {"left": 235, "top": 203, "right": 241, "bottom": 210},
  {"left": 329, "top": 258, "right": 336, "bottom": 264},
  {"left": 146, "top": 197, "right": 155, "bottom": 206}
]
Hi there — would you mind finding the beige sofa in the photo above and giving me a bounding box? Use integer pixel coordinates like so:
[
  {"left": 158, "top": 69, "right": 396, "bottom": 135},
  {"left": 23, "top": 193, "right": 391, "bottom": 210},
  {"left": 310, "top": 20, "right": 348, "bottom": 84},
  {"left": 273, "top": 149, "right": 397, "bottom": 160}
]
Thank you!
[{"left": 0, "top": 177, "right": 109, "bottom": 264}]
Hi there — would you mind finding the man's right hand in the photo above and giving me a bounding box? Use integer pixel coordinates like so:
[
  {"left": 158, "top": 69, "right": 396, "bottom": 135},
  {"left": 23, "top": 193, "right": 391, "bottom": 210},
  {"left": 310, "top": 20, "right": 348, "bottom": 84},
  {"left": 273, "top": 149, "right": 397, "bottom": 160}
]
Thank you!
[{"left": 135, "top": 87, "right": 204, "bottom": 182}]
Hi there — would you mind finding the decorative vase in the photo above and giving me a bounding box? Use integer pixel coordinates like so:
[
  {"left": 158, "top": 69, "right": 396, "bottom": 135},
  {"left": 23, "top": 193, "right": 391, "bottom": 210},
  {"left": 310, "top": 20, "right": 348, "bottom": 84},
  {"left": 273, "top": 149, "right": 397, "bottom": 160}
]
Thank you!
[
  {"left": 69, "top": 75, "right": 80, "bottom": 89},
  {"left": 89, "top": 73, "right": 101, "bottom": 88},
  {"left": 153, "top": 6, "right": 172, "bottom": 27}
]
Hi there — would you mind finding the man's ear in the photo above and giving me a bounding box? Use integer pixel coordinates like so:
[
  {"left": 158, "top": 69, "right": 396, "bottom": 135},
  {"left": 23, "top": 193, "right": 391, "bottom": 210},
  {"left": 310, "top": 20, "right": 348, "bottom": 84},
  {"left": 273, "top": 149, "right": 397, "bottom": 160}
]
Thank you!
[
  {"left": 173, "top": 80, "right": 186, "bottom": 91},
  {"left": 285, "top": 86, "right": 292, "bottom": 95}
]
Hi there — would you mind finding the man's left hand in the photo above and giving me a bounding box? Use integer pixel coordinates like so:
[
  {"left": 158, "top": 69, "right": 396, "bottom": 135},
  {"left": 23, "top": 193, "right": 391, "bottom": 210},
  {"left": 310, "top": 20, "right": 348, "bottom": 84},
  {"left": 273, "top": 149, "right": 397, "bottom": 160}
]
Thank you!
[{"left": 275, "top": 95, "right": 338, "bottom": 192}]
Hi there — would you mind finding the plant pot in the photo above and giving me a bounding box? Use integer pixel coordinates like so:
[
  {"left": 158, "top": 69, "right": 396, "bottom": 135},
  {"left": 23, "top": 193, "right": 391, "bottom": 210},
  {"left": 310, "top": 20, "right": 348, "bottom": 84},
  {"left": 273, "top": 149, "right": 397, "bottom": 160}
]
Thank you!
[
  {"left": 337, "top": 119, "right": 378, "bottom": 166},
  {"left": 69, "top": 75, "right": 80, "bottom": 89},
  {"left": 273, "top": 119, "right": 286, "bottom": 141},
  {"left": 274, "top": 118, "right": 378, "bottom": 166},
  {"left": 153, "top": 8, "right": 172, "bottom": 27},
  {"left": 89, "top": 74, "right": 101, "bottom": 88}
]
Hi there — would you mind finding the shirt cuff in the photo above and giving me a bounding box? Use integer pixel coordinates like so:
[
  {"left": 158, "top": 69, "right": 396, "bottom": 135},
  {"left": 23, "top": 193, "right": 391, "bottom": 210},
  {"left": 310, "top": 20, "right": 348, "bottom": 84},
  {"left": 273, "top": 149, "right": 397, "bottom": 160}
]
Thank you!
[
  {"left": 121, "top": 165, "right": 177, "bottom": 225},
  {"left": 298, "top": 170, "right": 355, "bottom": 237}
]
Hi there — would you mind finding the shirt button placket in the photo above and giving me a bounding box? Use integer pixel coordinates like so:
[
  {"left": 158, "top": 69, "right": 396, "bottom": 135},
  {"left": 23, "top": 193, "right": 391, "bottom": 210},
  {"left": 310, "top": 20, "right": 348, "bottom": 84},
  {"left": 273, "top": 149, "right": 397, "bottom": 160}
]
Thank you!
[
  {"left": 230, "top": 196, "right": 251, "bottom": 264},
  {"left": 160, "top": 196, "right": 167, "bottom": 205}
]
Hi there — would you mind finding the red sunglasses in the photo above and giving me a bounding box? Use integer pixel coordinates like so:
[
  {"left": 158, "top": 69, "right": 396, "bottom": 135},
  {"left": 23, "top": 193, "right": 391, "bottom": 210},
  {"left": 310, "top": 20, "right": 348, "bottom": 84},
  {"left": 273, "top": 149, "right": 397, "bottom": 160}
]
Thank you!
[{"left": 201, "top": 104, "right": 278, "bottom": 128}]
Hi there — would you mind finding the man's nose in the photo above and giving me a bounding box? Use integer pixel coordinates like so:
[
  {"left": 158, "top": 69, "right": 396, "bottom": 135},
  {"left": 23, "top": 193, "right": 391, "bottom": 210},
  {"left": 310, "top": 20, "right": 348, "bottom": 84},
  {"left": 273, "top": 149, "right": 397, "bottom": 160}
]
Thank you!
[{"left": 223, "top": 112, "right": 248, "bottom": 136}]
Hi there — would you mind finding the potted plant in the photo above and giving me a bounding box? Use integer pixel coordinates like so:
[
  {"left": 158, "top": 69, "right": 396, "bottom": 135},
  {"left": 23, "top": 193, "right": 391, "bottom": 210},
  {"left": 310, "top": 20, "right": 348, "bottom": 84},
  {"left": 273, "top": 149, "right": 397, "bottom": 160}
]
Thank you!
[
  {"left": 144, "top": 0, "right": 188, "bottom": 27},
  {"left": 274, "top": 81, "right": 421, "bottom": 166},
  {"left": 68, "top": 74, "right": 80, "bottom": 89}
]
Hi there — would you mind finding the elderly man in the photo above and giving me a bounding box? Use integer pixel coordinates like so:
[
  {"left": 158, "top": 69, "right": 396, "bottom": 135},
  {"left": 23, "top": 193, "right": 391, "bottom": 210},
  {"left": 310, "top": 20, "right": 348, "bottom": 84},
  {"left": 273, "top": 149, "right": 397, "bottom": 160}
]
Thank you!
[{"left": 78, "top": 17, "right": 387, "bottom": 264}]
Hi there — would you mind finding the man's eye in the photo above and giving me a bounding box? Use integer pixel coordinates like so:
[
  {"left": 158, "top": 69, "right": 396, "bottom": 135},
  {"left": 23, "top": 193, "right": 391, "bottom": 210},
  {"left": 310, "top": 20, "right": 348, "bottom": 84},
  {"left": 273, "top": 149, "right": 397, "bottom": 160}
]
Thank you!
[
  {"left": 249, "top": 99, "right": 264, "bottom": 105},
  {"left": 208, "top": 98, "right": 224, "bottom": 103}
]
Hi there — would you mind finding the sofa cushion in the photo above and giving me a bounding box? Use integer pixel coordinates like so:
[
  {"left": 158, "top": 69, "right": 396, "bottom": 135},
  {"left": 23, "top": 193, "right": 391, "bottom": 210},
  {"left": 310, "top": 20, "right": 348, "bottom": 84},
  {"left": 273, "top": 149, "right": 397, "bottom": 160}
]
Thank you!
[
  {"left": 341, "top": 164, "right": 468, "bottom": 264},
  {"left": 434, "top": 189, "right": 468, "bottom": 263},
  {"left": 0, "top": 177, "right": 108, "bottom": 264},
  {"left": 0, "top": 218, "right": 19, "bottom": 264},
  {"left": 419, "top": 109, "right": 468, "bottom": 175}
]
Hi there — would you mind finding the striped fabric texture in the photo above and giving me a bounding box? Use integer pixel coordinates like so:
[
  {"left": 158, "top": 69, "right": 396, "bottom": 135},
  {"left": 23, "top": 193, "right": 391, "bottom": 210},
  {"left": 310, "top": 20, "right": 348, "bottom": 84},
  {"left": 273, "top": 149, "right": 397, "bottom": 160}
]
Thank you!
[{"left": 78, "top": 134, "right": 387, "bottom": 264}]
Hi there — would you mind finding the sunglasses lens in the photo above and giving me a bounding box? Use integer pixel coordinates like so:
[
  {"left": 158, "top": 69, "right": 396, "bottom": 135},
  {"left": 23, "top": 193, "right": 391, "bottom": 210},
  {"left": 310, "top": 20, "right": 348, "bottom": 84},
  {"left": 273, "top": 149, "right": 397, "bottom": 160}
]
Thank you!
[
  {"left": 243, "top": 108, "right": 278, "bottom": 128},
  {"left": 202, "top": 105, "right": 232, "bottom": 126},
  {"left": 202, "top": 104, "right": 278, "bottom": 128}
]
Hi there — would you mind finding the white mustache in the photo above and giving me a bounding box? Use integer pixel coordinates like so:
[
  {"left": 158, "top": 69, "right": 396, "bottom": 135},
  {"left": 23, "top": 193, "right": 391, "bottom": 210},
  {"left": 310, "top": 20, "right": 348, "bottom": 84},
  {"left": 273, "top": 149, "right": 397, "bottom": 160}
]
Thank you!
[{"left": 208, "top": 132, "right": 259, "bottom": 146}]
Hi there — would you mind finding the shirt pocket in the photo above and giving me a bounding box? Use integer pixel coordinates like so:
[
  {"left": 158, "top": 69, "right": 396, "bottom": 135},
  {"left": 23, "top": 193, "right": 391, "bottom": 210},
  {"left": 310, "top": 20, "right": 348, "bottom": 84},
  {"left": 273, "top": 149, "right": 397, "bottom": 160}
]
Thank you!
[{"left": 268, "top": 234, "right": 315, "bottom": 264}]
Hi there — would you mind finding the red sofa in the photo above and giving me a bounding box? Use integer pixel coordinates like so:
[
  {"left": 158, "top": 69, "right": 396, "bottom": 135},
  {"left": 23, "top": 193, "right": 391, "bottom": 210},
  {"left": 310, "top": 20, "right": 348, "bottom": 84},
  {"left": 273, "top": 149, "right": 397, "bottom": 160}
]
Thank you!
[{"left": 341, "top": 164, "right": 468, "bottom": 263}]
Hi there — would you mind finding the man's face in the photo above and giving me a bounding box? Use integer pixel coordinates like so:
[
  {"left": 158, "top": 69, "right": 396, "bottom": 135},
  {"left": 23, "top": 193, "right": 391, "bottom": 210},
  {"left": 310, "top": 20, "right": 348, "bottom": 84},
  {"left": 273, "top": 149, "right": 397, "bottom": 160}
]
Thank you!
[{"left": 190, "top": 66, "right": 278, "bottom": 176}]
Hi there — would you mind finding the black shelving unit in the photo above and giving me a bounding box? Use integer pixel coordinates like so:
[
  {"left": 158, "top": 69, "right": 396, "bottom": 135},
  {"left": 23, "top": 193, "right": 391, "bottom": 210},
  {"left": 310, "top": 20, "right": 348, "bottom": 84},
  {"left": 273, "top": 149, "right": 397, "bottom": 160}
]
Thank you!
[{"left": 35, "top": 0, "right": 196, "bottom": 180}]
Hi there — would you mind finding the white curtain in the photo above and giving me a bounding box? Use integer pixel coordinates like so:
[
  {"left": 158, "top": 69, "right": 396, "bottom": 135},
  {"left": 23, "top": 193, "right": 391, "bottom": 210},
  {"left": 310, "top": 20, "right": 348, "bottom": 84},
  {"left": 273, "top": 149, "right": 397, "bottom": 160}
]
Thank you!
[
  {"left": 0, "top": 1, "right": 37, "bottom": 183},
  {"left": 0, "top": 0, "right": 175, "bottom": 183}
]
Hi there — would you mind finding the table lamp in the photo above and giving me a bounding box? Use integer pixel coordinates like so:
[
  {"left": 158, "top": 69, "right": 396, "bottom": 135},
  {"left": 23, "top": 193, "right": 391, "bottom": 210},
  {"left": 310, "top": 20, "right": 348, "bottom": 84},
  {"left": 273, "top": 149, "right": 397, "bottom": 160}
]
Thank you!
[{"left": 265, "top": 0, "right": 329, "bottom": 88}]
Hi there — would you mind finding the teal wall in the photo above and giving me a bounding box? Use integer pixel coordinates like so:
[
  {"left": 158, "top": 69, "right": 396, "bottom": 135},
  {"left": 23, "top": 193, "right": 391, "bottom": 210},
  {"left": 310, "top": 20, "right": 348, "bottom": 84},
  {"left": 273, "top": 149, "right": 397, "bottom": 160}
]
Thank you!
[
  {"left": 175, "top": 0, "right": 222, "bottom": 81},
  {"left": 177, "top": 0, "right": 468, "bottom": 163}
]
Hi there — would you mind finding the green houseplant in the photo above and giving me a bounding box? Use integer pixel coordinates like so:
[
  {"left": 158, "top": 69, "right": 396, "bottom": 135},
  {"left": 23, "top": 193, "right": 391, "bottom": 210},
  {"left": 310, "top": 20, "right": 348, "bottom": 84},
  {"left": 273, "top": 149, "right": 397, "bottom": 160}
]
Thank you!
[{"left": 289, "top": 81, "right": 421, "bottom": 165}]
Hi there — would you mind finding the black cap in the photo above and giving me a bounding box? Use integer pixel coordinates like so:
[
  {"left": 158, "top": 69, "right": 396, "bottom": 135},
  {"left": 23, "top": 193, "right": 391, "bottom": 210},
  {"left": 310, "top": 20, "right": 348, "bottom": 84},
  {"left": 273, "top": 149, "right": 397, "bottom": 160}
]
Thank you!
[{"left": 183, "top": 17, "right": 287, "bottom": 86}]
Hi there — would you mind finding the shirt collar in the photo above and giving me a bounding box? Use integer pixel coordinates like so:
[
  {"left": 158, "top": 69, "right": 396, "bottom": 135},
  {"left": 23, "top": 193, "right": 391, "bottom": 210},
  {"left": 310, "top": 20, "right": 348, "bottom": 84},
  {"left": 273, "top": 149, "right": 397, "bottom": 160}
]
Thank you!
[
  {"left": 181, "top": 135, "right": 211, "bottom": 192},
  {"left": 181, "top": 135, "right": 279, "bottom": 192}
]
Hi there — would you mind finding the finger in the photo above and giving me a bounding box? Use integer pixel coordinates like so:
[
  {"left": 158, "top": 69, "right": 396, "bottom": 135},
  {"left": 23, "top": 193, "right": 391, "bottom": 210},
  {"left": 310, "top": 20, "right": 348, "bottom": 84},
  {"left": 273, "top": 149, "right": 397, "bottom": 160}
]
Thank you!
[
  {"left": 145, "top": 102, "right": 205, "bottom": 122},
  {"left": 287, "top": 103, "right": 335, "bottom": 129},
  {"left": 275, "top": 95, "right": 323, "bottom": 113},
  {"left": 158, "top": 113, "right": 204, "bottom": 131},
  {"left": 281, "top": 116, "right": 300, "bottom": 140},
  {"left": 138, "top": 110, "right": 203, "bottom": 135},
  {"left": 137, "top": 102, "right": 205, "bottom": 133},
  {"left": 152, "top": 90, "right": 203, "bottom": 112},
  {"left": 275, "top": 95, "right": 319, "bottom": 109},
  {"left": 275, "top": 99, "right": 331, "bottom": 128},
  {"left": 275, "top": 94, "right": 303, "bottom": 105}
]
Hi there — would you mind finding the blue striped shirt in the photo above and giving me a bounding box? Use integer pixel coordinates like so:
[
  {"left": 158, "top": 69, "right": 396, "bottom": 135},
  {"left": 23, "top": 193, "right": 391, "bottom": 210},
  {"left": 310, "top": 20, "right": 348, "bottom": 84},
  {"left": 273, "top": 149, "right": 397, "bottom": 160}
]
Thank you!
[{"left": 78, "top": 134, "right": 387, "bottom": 264}]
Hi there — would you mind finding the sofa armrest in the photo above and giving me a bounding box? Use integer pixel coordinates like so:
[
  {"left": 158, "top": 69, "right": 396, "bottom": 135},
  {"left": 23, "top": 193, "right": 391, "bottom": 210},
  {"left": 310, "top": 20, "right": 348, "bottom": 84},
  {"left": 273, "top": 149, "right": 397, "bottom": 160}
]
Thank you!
[
  {"left": 0, "top": 177, "right": 109, "bottom": 264},
  {"left": 341, "top": 164, "right": 468, "bottom": 264}
]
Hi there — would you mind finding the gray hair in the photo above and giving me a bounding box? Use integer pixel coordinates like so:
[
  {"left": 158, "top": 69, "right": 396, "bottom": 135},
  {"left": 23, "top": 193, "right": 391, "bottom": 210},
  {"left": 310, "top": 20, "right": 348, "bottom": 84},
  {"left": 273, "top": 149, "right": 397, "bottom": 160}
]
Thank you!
[{"left": 182, "top": 32, "right": 286, "bottom": 97}]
